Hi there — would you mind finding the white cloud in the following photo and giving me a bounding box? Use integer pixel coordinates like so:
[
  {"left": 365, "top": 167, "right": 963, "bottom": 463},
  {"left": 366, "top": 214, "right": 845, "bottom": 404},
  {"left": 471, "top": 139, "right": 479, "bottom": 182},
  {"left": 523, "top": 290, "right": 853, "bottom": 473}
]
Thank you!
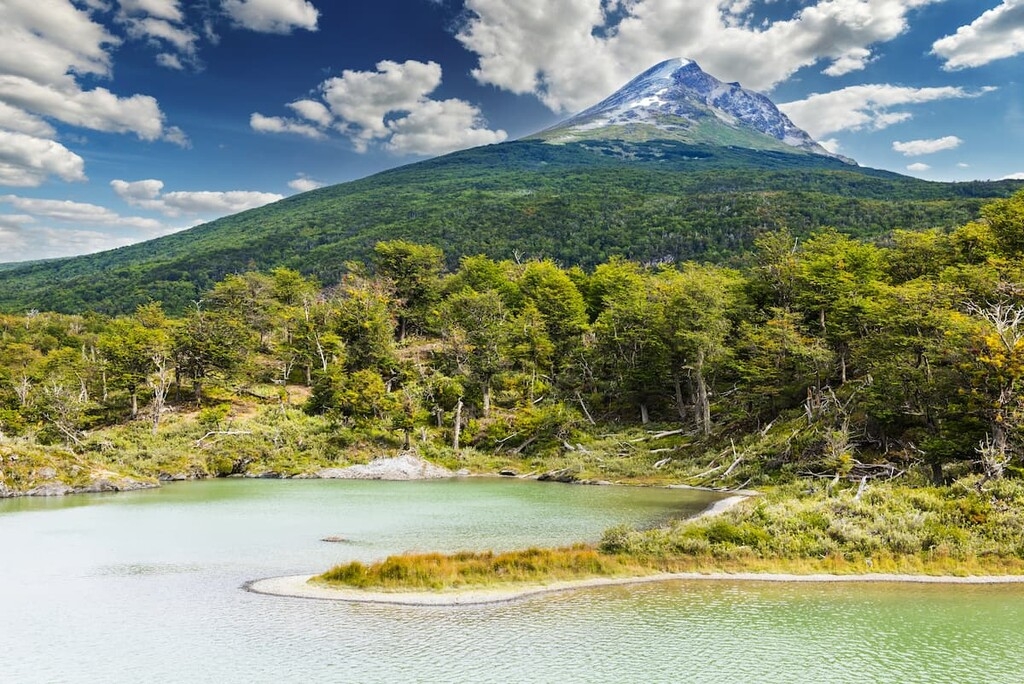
[
  {"left": 250, "top": 113, "right": 325, "bottom": 140},
  {"left": 0, "top": 0, "right": 116, "bottom": 85},
  {"left": 456, "top": 0, "right": 940, "bottom": 113},
  {"left": 779, "top": 84, "right": 995, "bottom": 138},
  {"left": 906, "top": 162, "right": 931, "bottom": 172},
  {"left": 0, "top": 131, "right": 86, "bottom": 187},
  {"left": 288, "top": 176, "right": 324, "bottom": 192},
  {"left": 0, "top": 191, "right": 183, "bottom": 262},
  {"left": 1002, "top": 172, "right": 1024, "bottom": 180},
  {"left": 159, "top": 190, "right": 283, "bottom": 214},
  {"left": 222, "top": 0, "right": 319, "bottom": 34},
  {"left": 0, "top": 0, "right": 186, "bottom": 188},
  {"left": 819, "top": 138, "right": 842, "bottom": 154},
  {"left": 252, "top": 60, "right": 506, "bottom": 155},
  {"left": 891, "top": 135, "right": 963, "bottom": 156},
  {"left": 0, "top": 194, "right": 162, "bottom": 230},
  {"left": 957, "top": 162, "right": 970, "bottom": 168},
  {"left": 155, "top": 52, "right": 184, "bottom": 70},
  {"left": 0, "top": 75, "right": 167, "bottom": 140},
  {"left": 822, "top": 47, "right": 874, "bottom": 76},
  {"left": 287, "top": 99, "right": 332, "bottom": 127},
  {"left": 0, "top": 102, "right": 56, "bottom": 137},
  {"left": 119, "top": 0, "right": 184, "bottom": 23},
  {"left": 321, "top": 60, "right": 443, "bottom": 148},
  {"left": 0, "top": 221, "right": 141, "bottom": 261},
  {"left": 932, "top": 0, "right": 1024, "bottom": 70},
  {"left": 111, "top": 178, "right": 284, "bottom": 217},
  {"left": 385, "top": 98, "right": 508, "bottom": 155}
]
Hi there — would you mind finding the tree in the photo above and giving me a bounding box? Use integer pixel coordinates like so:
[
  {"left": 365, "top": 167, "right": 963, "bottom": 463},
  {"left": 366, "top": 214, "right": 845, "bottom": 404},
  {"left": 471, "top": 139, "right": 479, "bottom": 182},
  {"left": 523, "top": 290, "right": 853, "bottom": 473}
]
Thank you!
[
  {"left": 172, "top": 303, "right": 253, "bottom": 404},
  {"left": 516, "top": 261, "right": 588, "bottom": 375},
  {"left": 373, "top": 240, "right": 444, "bottom": 341},
  {"left": 99, "top": 315, "right": 169, "bottom": 419},
  {"left": 592, "top": 286, "right": 669, "bottom": 423},
  {"left": 439, "top": 288, "right": 512, "bottom": 417},
  {"left": 655, "top": 264, "right": 741, "bottom": 435}
]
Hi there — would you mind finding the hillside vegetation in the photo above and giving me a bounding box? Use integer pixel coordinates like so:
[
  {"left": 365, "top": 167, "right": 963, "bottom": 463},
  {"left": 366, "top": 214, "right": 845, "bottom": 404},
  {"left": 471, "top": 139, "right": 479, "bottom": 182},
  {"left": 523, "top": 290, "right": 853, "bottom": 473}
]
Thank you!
[
  {"left": 3, "top": 190, "right": 1024, "bottom": 499},
  {"left": 0, "top": 140, "right": 1020, "bottom": 315}
]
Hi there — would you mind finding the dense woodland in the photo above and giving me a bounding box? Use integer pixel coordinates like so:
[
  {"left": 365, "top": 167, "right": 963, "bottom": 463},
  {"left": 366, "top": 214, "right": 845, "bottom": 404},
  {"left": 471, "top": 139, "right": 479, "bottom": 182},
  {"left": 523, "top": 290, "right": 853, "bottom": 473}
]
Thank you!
[{"left": 3, "top": 189, "right": 1024, "bottom": 491}]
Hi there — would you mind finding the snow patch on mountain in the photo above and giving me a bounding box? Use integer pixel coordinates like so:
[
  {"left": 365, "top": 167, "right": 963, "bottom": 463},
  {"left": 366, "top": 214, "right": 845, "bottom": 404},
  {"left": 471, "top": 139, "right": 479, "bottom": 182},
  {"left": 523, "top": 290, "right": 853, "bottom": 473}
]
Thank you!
[{"left": 542, "top": 58, "right": 845, "bottom": 161}]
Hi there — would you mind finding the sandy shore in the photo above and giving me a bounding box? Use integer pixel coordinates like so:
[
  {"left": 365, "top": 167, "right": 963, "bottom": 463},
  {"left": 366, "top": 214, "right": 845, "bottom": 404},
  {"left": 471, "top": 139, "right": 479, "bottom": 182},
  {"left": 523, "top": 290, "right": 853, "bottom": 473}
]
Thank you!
[{"left": 245, "top": 571, "right": 1024, "bottom": 607}]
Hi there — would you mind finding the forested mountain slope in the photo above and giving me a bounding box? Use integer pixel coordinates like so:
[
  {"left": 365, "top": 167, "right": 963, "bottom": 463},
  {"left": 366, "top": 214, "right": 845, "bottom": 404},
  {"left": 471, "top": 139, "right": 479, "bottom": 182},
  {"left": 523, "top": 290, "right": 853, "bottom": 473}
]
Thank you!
[{"left": 0, "top": 139, "right": 1019, "bottom": 314}]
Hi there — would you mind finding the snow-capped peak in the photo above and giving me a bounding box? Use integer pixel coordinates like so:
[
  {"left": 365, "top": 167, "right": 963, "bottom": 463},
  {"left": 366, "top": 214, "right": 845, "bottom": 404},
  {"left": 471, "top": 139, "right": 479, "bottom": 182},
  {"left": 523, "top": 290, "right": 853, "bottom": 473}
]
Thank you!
[{"left": 537, "top": 58, "right": 845, "bottom": 161}]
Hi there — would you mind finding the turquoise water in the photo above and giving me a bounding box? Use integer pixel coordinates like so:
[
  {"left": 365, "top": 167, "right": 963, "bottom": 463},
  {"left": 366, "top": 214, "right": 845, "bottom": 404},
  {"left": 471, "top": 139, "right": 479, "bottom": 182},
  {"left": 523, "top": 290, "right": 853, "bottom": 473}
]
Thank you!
[{"left": 2, "top": 479, "right": 1023, "bottom": 683}]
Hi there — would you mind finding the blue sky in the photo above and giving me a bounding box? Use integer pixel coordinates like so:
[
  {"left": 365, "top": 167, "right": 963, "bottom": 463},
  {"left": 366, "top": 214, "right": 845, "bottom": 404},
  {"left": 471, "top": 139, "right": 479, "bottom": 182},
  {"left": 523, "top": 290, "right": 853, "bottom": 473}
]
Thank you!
[{"left": 1, "top": 0, "right": 1023, "bottom": 262}]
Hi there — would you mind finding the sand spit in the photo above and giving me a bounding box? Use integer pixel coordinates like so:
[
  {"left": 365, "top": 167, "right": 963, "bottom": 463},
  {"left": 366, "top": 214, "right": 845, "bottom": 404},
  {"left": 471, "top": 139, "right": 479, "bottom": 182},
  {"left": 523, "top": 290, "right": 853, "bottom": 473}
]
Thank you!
[{"left": 245, "top": 571, "right": 1024, "bottom": 607}]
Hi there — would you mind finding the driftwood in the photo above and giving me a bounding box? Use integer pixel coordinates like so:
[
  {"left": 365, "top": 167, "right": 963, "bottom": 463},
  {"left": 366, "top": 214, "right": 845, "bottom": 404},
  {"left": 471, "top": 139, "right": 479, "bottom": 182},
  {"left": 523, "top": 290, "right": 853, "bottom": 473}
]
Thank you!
[
  {"left": 195, "top": 430, "right": 252, "bottom": 447},
  {"left": 630, "top": 428, "right": 687, "bottom": 443}
]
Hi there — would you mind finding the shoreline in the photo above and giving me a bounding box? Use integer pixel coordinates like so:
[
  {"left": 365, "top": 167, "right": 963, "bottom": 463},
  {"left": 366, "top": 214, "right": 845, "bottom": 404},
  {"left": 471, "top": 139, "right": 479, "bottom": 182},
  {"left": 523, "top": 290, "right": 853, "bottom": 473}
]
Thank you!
[{"left": 245, "top": 571, "right": 1024, "bottom": 606}]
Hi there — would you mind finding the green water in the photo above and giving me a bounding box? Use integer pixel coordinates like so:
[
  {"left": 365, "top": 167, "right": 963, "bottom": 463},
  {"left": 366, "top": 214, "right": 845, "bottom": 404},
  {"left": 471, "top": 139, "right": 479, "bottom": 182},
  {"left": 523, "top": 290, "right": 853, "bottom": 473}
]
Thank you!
[{"left": 2, "top": 478, "right": 1023, "bottom": 683}]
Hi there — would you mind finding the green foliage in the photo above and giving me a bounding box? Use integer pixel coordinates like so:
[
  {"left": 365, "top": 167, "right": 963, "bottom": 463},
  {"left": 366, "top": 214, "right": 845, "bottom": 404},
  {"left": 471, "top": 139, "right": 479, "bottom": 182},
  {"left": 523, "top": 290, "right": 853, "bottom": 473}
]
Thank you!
[{"left": 4, "top": 140, "right": 1019, "bottom": 316}]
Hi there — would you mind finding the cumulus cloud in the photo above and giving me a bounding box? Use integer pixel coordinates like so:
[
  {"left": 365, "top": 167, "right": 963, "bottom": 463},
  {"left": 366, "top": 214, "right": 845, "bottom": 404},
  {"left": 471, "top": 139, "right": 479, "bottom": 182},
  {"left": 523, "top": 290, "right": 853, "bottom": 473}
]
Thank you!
[
  {"left": 0, "top": 76, "right": 167, "bottom": 140},
  {"left": 0, "top": 102, "right": 56, "bottom": 138},
  {"left": 0, "top": 191, "right": 183, "bottom": 261},
  {"left": 0, "top": 194, "right": 162, "bottom": 230},
  {"left": 288, "top": 176, "right": 324, "bottom": 192},
  {"left": 892, "top": 136, "right": 963, "bottom": 156},
  {"left": 111, "top": 178, "right": 284, "bottom": 217},
  {"left": 0, "top": 0, "right": 116, "bottom": 85},
  {"left": 251, "top": 60, "right": 506, "bottom": 155},
  {"left": 1003, "top": 172, "right": 1024, "bottom": 180},
  {"left": 779, "top": 84, "right": 995, "bottom": 139},
  {"left": 385, "top": 98, "right": 508, "bottom": 155},
  {"left": 932, "top": 0, "right": 1024, "bottom": 70},
  {"left": 0, "top": 131, "right": 86, "bottom": 187},
  {"left": 222, "top": 0, "right": 319, "bottom": 34},
  {"left": 321, "top": 60, "right": 444, "bottom": 148},
  {"left": 0, "top": 0, "right": 188, "bottom": 185},
  {"left": 250, "top": 113, "right": 325, "bottom": 140},
  {"left": 906, "top": 162, "right": 931, "bottom": 172},
  {"left": 455, "top": 0, "right": 940, "bottom": 112},
  {"left": 0, "top": 220, "right": 142, "bottom": 261}
]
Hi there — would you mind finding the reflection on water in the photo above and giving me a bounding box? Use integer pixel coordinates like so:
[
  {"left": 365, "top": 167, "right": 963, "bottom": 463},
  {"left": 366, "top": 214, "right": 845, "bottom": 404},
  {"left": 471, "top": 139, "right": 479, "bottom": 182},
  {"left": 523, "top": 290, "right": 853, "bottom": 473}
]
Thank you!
[{"left": 2, "top": 479, "right": 1023, "bottom": 683}]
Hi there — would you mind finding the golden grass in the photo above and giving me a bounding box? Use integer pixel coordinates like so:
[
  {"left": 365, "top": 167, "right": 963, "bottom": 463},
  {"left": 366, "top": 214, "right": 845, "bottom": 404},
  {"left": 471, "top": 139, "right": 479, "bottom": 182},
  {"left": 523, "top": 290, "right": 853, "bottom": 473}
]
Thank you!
[
  {"left": 315, "top": 544, "right": 1024, "bottom": 592},
  {"left": 316, "top": 545, "right": 664, "bottom": 591}
]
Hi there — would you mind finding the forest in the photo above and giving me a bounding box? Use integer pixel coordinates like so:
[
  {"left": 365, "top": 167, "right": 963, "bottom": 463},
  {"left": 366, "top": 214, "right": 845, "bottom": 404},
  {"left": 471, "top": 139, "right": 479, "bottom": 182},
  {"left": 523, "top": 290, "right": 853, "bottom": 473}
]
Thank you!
[{"left": 3, "top": 189, "right": 1024, "bottom": 501}]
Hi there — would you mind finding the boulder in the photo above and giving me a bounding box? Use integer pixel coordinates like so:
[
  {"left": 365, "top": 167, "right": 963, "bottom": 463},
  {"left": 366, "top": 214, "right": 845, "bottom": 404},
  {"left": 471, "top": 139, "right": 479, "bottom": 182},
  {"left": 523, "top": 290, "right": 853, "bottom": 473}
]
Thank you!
[
  {"left": 27, "top": 482, "right": 73, "bottom": 497},
  {"left": 317, "top": 453, "right": 453, "bottom": 481}
]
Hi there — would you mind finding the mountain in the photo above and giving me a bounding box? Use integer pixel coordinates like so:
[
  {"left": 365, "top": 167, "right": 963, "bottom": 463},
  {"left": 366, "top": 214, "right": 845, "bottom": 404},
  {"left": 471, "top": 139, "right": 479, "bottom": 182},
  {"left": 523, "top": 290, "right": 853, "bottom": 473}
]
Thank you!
[
  {"left": 533, "top": 58, "right": 847, "bottom": 161},
  {"left": 0, "top": 62, "right": 1021, "bottom": 315}
]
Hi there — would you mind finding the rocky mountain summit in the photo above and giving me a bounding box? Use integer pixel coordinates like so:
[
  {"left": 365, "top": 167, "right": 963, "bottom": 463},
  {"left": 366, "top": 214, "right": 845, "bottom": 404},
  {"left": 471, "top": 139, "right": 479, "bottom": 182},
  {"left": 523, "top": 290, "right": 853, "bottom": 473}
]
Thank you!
[{"left": 535, "top": 58, "right": 847, "bottom": 161}]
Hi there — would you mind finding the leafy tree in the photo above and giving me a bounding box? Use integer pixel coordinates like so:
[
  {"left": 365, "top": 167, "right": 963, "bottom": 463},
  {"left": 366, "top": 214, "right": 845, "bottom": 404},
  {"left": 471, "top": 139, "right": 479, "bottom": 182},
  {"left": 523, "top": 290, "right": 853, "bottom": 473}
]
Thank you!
[
  {"left": 373, "top": 240, "right": 444, "bottom": 340},
  {"left": 655, "top": 264, "right": 741, "bottom": 434}
]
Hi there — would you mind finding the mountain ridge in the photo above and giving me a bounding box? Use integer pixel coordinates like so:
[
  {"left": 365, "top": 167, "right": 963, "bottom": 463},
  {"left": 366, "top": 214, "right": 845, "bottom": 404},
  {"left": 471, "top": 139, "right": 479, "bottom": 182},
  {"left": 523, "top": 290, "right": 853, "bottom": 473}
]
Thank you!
[{"left": 532, "top": 58, "right": 848, "bottom": 162}]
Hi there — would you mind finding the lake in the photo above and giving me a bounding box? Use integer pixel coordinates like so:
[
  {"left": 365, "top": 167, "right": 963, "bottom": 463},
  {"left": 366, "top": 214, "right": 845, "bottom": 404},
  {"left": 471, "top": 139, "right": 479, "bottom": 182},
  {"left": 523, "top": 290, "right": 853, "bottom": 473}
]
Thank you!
[{"left": 2, "top": 478, "right": 1023, "bottom": 683}]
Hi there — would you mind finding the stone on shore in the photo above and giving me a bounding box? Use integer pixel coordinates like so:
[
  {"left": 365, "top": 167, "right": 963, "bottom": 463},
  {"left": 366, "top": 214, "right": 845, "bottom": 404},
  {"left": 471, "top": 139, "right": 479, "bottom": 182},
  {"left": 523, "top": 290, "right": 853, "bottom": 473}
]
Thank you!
[{"left": 317, "top": 453, "right": 453, "bottom": 481}]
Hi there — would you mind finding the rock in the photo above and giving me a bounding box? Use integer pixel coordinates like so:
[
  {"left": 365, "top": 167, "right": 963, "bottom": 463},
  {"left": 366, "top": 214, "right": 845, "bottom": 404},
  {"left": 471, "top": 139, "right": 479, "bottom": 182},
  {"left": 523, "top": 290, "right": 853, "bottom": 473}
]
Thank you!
[
  {"left": 316, "top": 453, "right": 453, "bottom": 481},
  {"left": 498, "top": 468, "right": 518, "bottom": 477},
  {"left": 77, "top": 477, "right": 158, "bottom": 494},
  {"left": 255, "top": 471, "right": 282, "bottom": 479},
  {"left": 158, "top": 472, "right": 189, "bottom": 482},
  {"left": 36, "top": 467, "right": 57, "bottom": 480},
  {"left": 27, "top": 482, "right": 73, "bottom": 497},
  {"left": 537, "top": 468, "right": 579, "bottom": 483},
  {"left": 454, "top": 468, "right": 471, "bottom": 477},
  {"left": 321, "top": 536, "right": 351, "bottom": 543}
]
